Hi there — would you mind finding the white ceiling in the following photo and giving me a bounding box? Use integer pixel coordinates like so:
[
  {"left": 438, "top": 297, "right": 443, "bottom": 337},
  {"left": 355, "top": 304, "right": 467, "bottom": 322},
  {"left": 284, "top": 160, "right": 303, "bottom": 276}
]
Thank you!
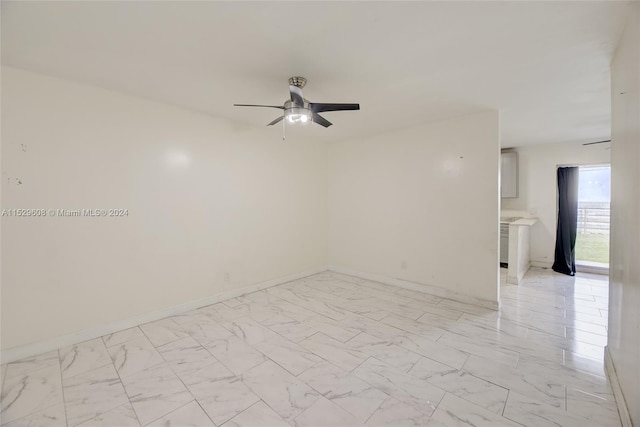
[{"left": 1, "top": 1, "right": 630, "bottom": 147}]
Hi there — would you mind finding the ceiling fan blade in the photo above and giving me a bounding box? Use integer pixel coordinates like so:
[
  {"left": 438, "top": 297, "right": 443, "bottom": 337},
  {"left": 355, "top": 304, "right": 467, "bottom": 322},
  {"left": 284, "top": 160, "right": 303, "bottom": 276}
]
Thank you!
[
  {"left": 234, "top": 104, "right": 284, "bottom": 109},
  {"left": 289, "top": 85, "right": 305, "bottom": 107},
  {"left": 312, "top": 113, "right": 332, "bottom": 128},
  {"left": 582, "top": 139, "right": 611, "bottom": 146},
  {"left": 310, "top": 103, "right": 360, "bottom": 113},
  {"left": 267, "top": 116, "right": 284, "bottom": 126}
]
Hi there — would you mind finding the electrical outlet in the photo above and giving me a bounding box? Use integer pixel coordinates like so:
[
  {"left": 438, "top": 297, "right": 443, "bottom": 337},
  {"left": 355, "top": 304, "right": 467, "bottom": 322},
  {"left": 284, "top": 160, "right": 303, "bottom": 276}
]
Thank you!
[
  {"left": 401, "top": 261, "right": 407, "bottom": 270},
  {"left": 224, "top": 272, "right": 230, "bottom": 282}
]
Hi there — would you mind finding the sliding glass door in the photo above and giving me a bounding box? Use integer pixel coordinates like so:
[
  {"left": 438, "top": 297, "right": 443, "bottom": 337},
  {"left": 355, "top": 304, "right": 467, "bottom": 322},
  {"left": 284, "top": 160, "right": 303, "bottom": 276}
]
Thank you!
[{"left": 575, "top": 165, "right": 611, "bottom": 268}]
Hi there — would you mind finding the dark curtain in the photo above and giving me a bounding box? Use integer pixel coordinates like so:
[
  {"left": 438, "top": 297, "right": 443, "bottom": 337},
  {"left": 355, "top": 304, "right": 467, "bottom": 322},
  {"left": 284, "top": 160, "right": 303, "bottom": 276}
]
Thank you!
[{"left": 552, "top": 167, "right": 579, "bottom": 276}]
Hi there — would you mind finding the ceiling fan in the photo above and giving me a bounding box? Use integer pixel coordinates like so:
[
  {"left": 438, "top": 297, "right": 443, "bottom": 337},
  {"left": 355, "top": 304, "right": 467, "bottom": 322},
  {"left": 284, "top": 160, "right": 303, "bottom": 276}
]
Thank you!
[{"left": 234, "top": 76, "right": 360, "bottom": 128}]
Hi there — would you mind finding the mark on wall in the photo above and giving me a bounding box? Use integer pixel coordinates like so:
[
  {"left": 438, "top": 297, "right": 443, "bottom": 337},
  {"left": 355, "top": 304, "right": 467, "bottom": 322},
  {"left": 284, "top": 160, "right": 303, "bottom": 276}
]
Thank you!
[{"left": 5, "top": 144, "right": 29, "bottom": 186}]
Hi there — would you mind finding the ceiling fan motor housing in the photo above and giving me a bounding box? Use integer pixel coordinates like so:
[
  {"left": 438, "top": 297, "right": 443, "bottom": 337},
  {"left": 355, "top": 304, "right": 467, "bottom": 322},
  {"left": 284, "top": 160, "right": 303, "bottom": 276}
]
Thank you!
[{"left": 284, "top": 99, "right": 309, "bottom": 109}]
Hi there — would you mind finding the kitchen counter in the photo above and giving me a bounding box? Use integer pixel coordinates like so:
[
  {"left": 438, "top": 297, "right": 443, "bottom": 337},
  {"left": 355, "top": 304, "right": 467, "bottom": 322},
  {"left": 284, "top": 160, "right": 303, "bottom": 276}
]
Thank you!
[
  {"left": 500, "top": 217, "right": 537, "bottom": 226},
  {"left": 511, "top": 218, "right": 537, "bottom": 227},
  {"left": 506, "top": 218, "right": 538, "bottom": 285}
]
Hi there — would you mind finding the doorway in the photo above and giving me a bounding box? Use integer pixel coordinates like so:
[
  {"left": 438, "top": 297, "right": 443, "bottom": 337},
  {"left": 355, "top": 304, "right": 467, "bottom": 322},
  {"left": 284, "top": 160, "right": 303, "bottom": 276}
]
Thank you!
[{"left": 576, "top": 165, "right": 611, "bottom": 269}]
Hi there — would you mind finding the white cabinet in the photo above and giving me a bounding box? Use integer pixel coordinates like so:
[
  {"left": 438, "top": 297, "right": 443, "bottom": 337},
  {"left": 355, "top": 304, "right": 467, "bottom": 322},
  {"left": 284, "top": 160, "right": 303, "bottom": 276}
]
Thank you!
[{"left": 501, "top": 152, "right": 518, "bottom": 198}]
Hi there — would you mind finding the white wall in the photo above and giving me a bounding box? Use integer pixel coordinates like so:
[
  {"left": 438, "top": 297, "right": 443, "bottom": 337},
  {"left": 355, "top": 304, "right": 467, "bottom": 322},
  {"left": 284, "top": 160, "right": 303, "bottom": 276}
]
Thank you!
[
  {"left": 608, "top": 4, "right": 640, "bottom": 424},
  {"left": 328, "top": 111, "right": 500, "bottom": 304},
  {"left": 1, "top": 67, "right": 328, "bottom": 350},
  {"left": 501, "top": 142, "right": 610, "bottom": 267}
]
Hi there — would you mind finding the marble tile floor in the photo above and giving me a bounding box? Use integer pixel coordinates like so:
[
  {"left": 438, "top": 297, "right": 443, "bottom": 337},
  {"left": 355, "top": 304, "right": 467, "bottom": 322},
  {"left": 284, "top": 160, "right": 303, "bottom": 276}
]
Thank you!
[{"left": 0, "top": 268, "right": 622, "bottom": 426}]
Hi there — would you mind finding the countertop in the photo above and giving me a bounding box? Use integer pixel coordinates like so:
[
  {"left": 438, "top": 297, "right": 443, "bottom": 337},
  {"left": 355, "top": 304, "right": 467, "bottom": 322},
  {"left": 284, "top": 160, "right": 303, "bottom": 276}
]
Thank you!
[{"left": 500, "top": 217, "right": 538, "bottom": 226}]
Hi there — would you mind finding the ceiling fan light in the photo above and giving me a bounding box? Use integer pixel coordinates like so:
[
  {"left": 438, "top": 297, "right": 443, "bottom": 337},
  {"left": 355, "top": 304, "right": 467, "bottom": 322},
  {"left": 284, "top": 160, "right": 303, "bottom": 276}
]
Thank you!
[{"left": 285, "top": 108, "right": 310, "bottom": 124}]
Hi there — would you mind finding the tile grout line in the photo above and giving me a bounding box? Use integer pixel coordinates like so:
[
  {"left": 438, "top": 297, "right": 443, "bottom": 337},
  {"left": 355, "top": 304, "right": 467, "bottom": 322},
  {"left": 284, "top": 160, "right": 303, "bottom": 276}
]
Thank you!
[
  {"left": 152, "top": 340, "right": 216, "bottom": 427},
  {"left": 222, "top": 398, "right": 275, "bottom": 426},
  {"left": 58, "top": 349, "right": 70, "bottom": 427},
  {"left": 108, "top": 340, "right": 144, "bottom": 427},
  {"left": 360, "top": 395, "right": 388, "bottom": 425},
  {"left": 57, "top": 348, "right": 70, "bottom": 427},
  {"left": 502, "top": 389, "right": 510, "bottom": 416}
]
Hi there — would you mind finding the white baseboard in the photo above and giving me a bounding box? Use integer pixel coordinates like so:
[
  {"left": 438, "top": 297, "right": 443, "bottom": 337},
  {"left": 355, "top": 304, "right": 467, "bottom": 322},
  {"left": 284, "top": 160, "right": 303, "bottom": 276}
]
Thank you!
[
  {"left": 604, "top": 346, "right": 633, "bottom": 427},
  {"left": 328, "top": 265, "right": 499, "bottom": 310},
  {"left": 531, "top": 261, "right": 553, "bottom": 269},
  {"left": 1, "top": 265, "right": 328, "bottom": 364},
  {"left": 528, "top": 261, "right": 608, "bottom": 276}
]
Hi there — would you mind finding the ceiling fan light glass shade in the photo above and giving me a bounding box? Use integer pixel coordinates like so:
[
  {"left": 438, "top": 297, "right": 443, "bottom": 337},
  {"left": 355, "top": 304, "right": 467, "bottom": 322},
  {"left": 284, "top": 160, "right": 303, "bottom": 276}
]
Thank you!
[{"left": 285, "top": 107, "right": 311, "bottom": 124}]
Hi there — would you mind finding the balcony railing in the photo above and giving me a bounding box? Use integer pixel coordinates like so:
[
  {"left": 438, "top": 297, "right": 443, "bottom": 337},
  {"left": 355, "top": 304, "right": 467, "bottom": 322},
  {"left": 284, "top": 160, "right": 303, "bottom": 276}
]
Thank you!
[{"left": 577, "top": 201, "right": 610, "bottom": 235}]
